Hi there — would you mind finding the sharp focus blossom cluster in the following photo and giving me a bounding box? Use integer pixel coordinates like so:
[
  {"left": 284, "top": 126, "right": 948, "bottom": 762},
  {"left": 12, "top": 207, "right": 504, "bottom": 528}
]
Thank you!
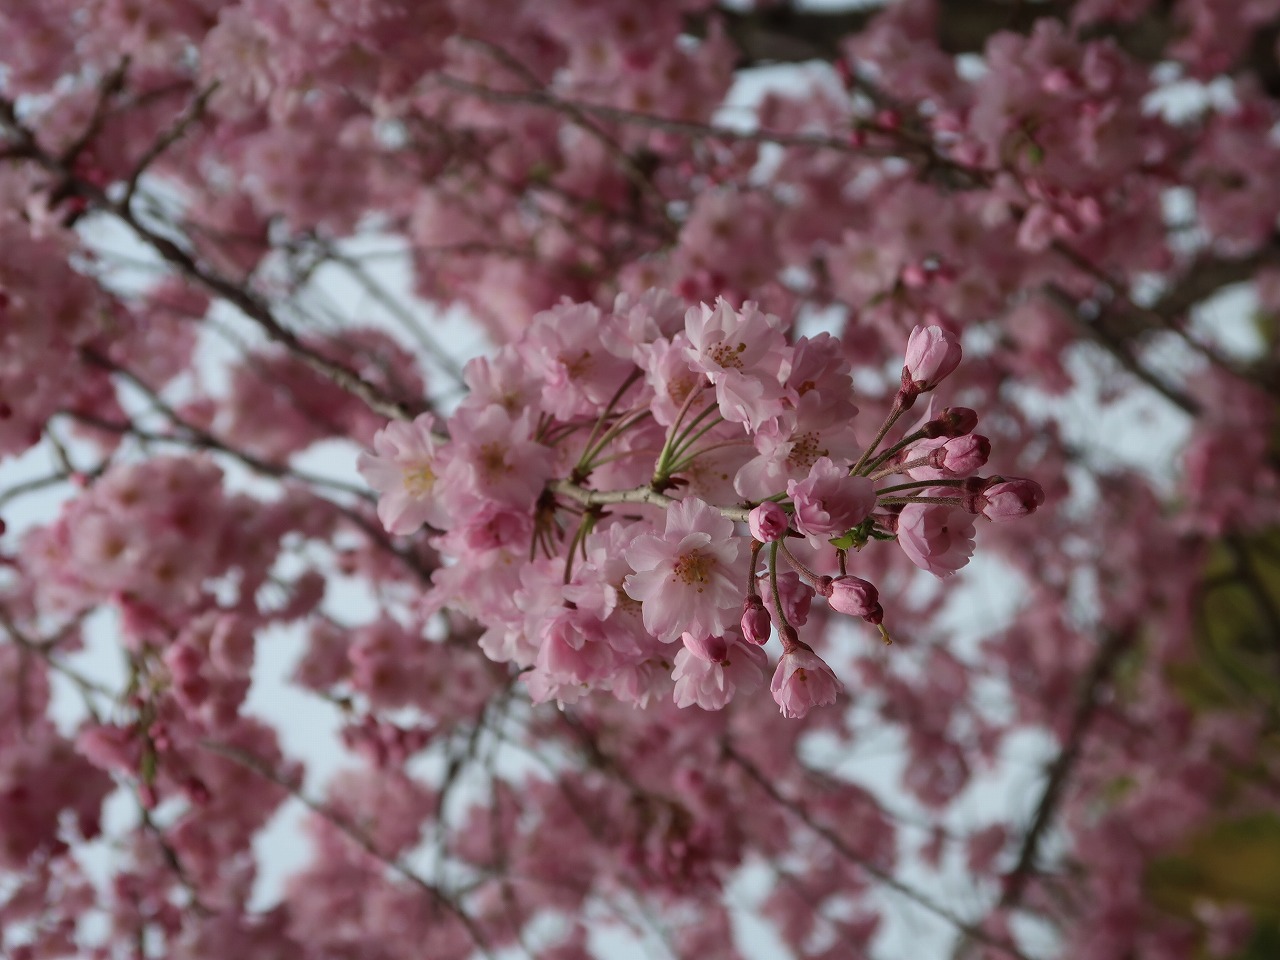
[{"left": 360, "top": 295, "right": 1043, "bottom": 718}]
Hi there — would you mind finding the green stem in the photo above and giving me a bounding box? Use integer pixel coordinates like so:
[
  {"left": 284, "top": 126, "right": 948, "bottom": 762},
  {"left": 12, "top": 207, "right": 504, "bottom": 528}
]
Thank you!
[
  {"left": 665, "top": 436, "right": 747, "bottom": 475},
  {"left": 578, "top": 369, "right": 643, "bottom": 462},
  {"left": 578, "top": 409, "right": 653, "bottom": 472},
  {"left": 768, "top": 540, "right": 792, "bottom": 634},
  {"left": 876, "top": 495, "right": 964, "bottom": 507},
  {"left": 850, "top": 399, "right": 908, "bottom": 476},
  {"left": 857, "top": 424, "right": 929, "bottom": 477},
  {"left": 780, "top": 541, "right": 820, "bottom": 582},
  {"left": 654, "top": 394, "right": 716, "bottom": 482},
  {"left": 868, "top": 453, "right": 934, "bottom": 481},
  {"left": 875, "top": 477, "right": 965, "bottom": 496}
]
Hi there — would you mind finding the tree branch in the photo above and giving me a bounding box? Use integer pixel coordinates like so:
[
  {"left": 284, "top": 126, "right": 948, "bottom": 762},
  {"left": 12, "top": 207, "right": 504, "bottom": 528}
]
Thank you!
[{"left": 711, "top": 1, "right": 1280, "bottom": 97}]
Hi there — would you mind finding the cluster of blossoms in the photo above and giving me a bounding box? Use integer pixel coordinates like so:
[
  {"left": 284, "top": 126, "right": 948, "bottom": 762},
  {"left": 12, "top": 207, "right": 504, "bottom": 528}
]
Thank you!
[{"left": 360, "top": 293, "right": 1042, "bottom": 718}]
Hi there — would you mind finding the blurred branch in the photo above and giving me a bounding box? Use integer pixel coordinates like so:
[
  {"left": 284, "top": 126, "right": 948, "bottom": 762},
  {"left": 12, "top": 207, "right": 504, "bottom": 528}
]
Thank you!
[
  {"left": 1042, "top": 283, "right": 1203, "bottom": 415},
  {"left": 201, "top": 739, "right": 502, "bottom": 959},
  {"left": 0, "top": 95, "right": 422, "bottom": 424},
  {"left": 123, "top": 81, "right": 218, "bottom": 205},
  {"left": 711, "top": 2, "right": 1280, "bottom": 97},
  {"left": 1049, "top": 235, "right": 1280, "bottom": 404},
  {"left": 724, "top": 742, "right": 1036, "bottom": 960},
  {"left": 950, "top": 629, "right": 1135, "bottom": 960},
  {"left": 432, "top": 73, "right": 986, "bottom": 187},
  {"left": 1000, "top": 629, "right": 1133, "bottom": 908}
]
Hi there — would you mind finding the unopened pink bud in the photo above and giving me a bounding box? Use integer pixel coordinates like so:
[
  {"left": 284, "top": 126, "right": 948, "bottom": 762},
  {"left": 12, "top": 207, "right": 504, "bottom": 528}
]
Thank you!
[
  {"left": 741, "top": 596, "right": 771, "bottom": 644},
  {"left": 827, "top": 576, "right": 879, "bottom": 618},
  {"left": 923, "top": 407, "right": 978, "bottom": 439},
  {"left": 903, "top": 325, "right": 963, "bottom": 392},
  {"left": 748, "top": 502, "right": 788, "bottom": 542},
  {"left": 939, "top": 435, "right": 990, "bottom": 475},
  {"left": 979, "top": 478, "right": 1045, "bottom": 522}
]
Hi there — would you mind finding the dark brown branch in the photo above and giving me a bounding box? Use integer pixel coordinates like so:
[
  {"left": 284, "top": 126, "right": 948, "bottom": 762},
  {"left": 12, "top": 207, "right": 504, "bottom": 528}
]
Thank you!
[
  {"left": 123, "top": 82, "right": 219, "bottom": 205},
  {"left": 0, "top": 96, "right": 422, "bottom": 424},
  {"left": 710, "top": 2, "right": 1077, "bottom": 65},
  {"left": 201, "top": 740, "right": 498, "bottom": 959},
  {"left": 711, "top": 1, "right": 1280, "bottom": 96},
  {"left": 724, "top": 743, "right": 1036, "bottom": 960},
  {"left": 947, "top": 630, "right": 1134, "bottom": 960},
  {"left": 1000, "top": 629, "right": 1133, "bottom": 907},
  {"left": 1042, "top": 283, "right": 1203, "bottom": 416}
]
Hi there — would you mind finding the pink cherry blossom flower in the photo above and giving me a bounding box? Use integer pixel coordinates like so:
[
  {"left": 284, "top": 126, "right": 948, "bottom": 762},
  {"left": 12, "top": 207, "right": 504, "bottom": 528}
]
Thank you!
[
  {"left": 357, "top": 414, "right": 450, "bottom": 535},
  {"left": 787, "top": 457, "right": 876, "bottom": 538},
  {"left": 523, "top": 300, "right": 636, "bottom": 420},
  {"left": 671, "top": 640, "right": 767, "bottom": 710},
  {"left": 636, "top": 335, "right": 706, "bottom": 426},
  {"left": 683, "top": 299, "right": 791, "bottom": 430},
  {"left": 896, "top": 500, "right": 976, "bottom": 577},
  {"left": 444, "top": 404, "right": 551, "bottom": 511},
  {"left": 682, "top": 632, "right": 730, "bottom": 663},
  {"left": 623, "top": 497, "right": 742, "bottom": 643},
  {"left": 770, "top": 645, "right": 844, "bottom": 719},
  {"left": 526, "top": 607, "right": 620, "bottom": 704}
]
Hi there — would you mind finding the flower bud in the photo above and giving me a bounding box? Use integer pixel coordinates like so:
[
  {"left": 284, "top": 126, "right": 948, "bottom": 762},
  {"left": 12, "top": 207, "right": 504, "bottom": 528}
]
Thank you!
[
  {"left": 939, "top": 435, "right": 990, "bottom": 475},
  {"left": 903, "top": 325, "right": 962, "bottom": 392},
  {"left": 748, "top": 501, "right": 788, "bottom": 542},
  {"left": 826, "top": 576, "right": 879, "bottom": 618},
  {"left": 979, "top": 478, "right": 1045, "bottom": 522},
  {"left": 922, "top": 406, "right": 978, "bottom": 439},
  {"left": 740, "top": 596, "right": 772, "bottom": 644}
]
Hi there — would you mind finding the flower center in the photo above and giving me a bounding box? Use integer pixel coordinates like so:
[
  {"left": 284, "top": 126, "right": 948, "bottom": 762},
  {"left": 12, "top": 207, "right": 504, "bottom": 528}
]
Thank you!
[
  {"left": 404, "top": 464, "right": 435, "bottom": 497},
  {"left": 666, "top": 372, "right": 698, "bottom": 405},
  {"left": 563, "top": 350, "right": 593, "bottom": 379},
  {"left": 787, "top": 431, "right": 828, "bottom": 471},
  {"left": 479, "top": 443, "right": 509, "bottom": 479},
  {"left": 708, "top": 341, "right": 747, "bottom": 370},
  {"left": 673, "top": 550, "right": 714, "bottom": 591}
]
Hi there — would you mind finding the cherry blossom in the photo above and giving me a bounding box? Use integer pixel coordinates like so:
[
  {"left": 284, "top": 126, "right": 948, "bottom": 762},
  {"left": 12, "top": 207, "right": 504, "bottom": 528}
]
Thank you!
[
  {"left": 1, "top": 4, "right": 1275, "bottom": 959},
  {"left": 771, "top": 644, "right": 844, "bottom": 719},
  {"left": 624, "top": 496, "right": 743, "bottom": 644}
]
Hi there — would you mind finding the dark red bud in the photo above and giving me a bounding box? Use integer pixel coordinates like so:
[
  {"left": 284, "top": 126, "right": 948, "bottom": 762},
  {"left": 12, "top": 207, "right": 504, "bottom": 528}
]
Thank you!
[{"left": 923, "top": 407, "right": 978, "bottom": 439}]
